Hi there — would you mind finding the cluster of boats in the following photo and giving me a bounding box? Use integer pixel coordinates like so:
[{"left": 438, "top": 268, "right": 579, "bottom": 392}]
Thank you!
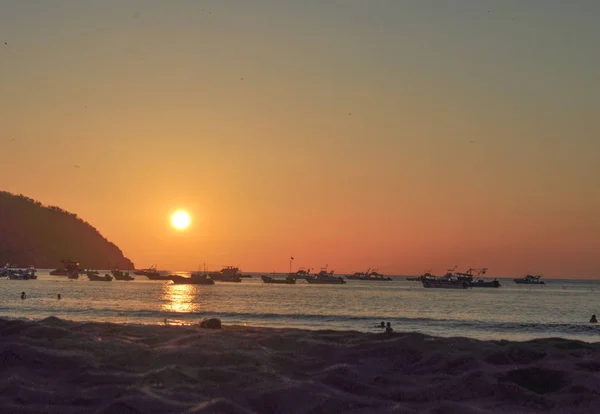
[
  {"left": 406, "top": 267, "right": 546, "bottom": 289},
  {"left": 260, "top": 265, "right": 399, "bottom": 284},
  {"left": 3, "top": 259, "right": 548, "bottom": 288},
  {"left": 0, "top": 263, "right": 37, "bottom": 280},
  {"left": 261, "top": 267, "right": 347, "bottom": 285}
]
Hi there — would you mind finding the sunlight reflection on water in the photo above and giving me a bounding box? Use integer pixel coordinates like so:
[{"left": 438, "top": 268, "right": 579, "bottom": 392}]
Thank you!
[{"left": 161, "top": 283, "right": 198, "bottom": 313}]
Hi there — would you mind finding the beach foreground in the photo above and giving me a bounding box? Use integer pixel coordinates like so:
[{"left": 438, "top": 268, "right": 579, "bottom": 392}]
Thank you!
[{"left": 1, "top": 318, "right": 599, "bottom": 413}]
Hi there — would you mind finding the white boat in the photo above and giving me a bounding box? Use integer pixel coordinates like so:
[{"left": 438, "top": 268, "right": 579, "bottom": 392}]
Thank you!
[{"left": 514, "top": 274, "right": 545, "bottom": 285}]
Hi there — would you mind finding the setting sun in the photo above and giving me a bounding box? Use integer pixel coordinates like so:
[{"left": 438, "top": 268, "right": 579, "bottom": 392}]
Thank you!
[{"left": 170, "top": 210, "right": 191, "bottom": 230}]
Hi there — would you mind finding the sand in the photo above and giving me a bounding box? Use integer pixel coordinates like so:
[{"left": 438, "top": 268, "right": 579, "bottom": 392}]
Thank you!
[{"left": 1, "top": 317, "right": 599, "bottom": 413}]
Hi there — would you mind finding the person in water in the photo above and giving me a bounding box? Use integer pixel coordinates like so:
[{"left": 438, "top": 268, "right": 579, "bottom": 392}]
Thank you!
[
  {"left": 385, "top": 322, "right": 393, "bottom": 333},
  {"left": 57, "top": 294, "right": 61, "bottom": 300},
  {"left": 21, "top": 292, "right": 26, "bottom": 300},
  {"left": 380, "top": 321, "right": 385, "bottom": 328},
  {"left": 591, "top": 315, "right": 597, "bottom": 323}
]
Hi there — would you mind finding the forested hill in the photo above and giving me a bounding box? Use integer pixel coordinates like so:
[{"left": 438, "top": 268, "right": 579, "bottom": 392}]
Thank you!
[{"left": 0, "top": 191, "right": 134, "bottom": 269}]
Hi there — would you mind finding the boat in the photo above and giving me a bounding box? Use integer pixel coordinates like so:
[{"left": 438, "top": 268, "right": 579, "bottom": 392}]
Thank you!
[
  {"left": 452, "top": 267, "right": 499, "bottom": 288},
  {"left": 50, "top": 259, "right": 81, "bottom": 277},
  {"left": 65, "top": 260, "right": 81, "bottom": 280},
  {"left": 346, "top": 269, "right": 371, "bottom": 280},
  {"left": 170, "top": 273, "right": 215, "bottom": 285},
  {"left": 111, "top": 269, "right": 134, "bottom": 281},
  {"left": 306, "top": 266, "right": 346, "bottom": 284},
  {"left": 146, "top": 272, "right": 171, "bottom": 281},
  {"left": 0, "top": 263, "right": 16, "bottom": 278},
  {"left": 134, "top": 265, "right": 159, "bottom": 276},
  {"left": 346, "top": 269, "right": 392, "bottom": 281},
  {"left": 261, "top": 274, "right": 296, "bottom": 284},
  {"left": 470, "top": 279, "right": 501, "bottom": 288},
  {"left": 420, "top": 270, "right": 469, "bottom": 289},
  {"left": 137, "top": 267, "right": 170, "bottom": 280},
  {"left": 365, "top": 270, "right": 392, "bottom": 281},
  {"left": 453, "top": 267, "right": 487, "bottom": 283},
  {"left": 289, "top": 268, "right": 312, "bottom": 280},
  {"left": 87, "top": 272, "right": 113, "bottom": 282},
  {"left": 209, "top": 266, "right": 244, "bottom": 282},
  {"left": 406, "top": 276, "right": 421, "bottom": 281},
  {"left": 2, "top": 265, "right": 37, "bottom": 280},
  {"left": 514, "top": 274, "right": 545, "bottom": 285}
]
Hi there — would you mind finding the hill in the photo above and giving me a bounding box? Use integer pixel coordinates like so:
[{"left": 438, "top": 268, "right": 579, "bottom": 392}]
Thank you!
[{"left": 0, "top": 191, "right": 134, "bottom": 269}]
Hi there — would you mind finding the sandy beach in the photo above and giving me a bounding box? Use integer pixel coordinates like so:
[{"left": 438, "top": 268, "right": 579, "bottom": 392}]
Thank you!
[{"left": 1, "top": 317, "right": 599, "bottom": 413}]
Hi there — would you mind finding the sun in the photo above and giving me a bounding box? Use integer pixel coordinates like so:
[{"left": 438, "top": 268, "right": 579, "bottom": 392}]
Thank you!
[{"left": 170, "top": 210, "right": 191, "bottom": 230}]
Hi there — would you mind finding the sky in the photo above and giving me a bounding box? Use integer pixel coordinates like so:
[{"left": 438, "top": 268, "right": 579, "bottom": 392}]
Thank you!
[{"left": 1, "top": 1, "right": 599, "bottom": 277}]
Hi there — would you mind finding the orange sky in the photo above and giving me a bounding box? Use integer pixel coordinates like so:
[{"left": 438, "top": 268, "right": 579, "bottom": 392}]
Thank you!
[{"left": 1, "top": 1, "right": 599, "bottom": 277}]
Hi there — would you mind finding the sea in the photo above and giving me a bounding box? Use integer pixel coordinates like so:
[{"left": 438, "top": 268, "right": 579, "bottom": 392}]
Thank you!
[{"left": 1, "top": 271, "right": 599, "bottom": 343}]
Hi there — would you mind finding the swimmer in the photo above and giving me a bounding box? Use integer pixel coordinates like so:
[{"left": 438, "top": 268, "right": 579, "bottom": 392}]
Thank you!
[
  {"left": 57, "top": 294, "right": 61, "bottom": 300},
  {"left": 385, "top": 322, "right": 393, "bottom": 333},
  {"left": 21, "top": 292, "right": 26, "bottom": 300},
  {"left": 590, "top": 314, "right": 597, "bottom": 324}
]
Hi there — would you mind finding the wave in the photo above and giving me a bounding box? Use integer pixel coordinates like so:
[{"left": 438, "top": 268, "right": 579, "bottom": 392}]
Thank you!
[{"left": 3, "top": 307, "right": 599, "bottom": 338}]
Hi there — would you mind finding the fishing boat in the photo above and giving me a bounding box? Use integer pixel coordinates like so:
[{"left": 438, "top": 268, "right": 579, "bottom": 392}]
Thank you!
[
  {"left": 134, "top": 265, "right": 158, "bottom": 276},
  {"left": 147, "top": 273, "right": 171, "bottom": 281},
  {"left": 50, "top": 259, "right": 81, "bottom": 277},
  {"left": 3, "top": 265, "right": 37, "bottom": 280},
  {"left": 346, "top": 269, "right": 371, "bottom": 280},
  {"left": 421, "top": 277, "right": 469, "bottom": 289},
  {"left": 289, "top": 268, "right": 312, "bottom": 280},
  {"left": 306, "top": 266, "right": 346, "bottom": 284},
  {"left": 346, "top": 269, "right": 392, "bottom": 281},
  {"left": 261, "top": 274, "right": 296, "bottom": 284},
  {"left": 88, "top": 272, "right": 113, "bottom": 282},
  {"left": 420, "top": 270, "right": 469, "bottom": 289},
  {"left": 470, "top": 279, "right": 501, "bottom": 288},
  {"left": 111, "top": 269, "right": 134, "bottom": 281},
  {"left": 453, "top": 267, "right": 500, "bottom": 288},
  {"left": 365, "top": 271, "right": 392, "bottom": 281},
  {"left": 453, "top": 267, "right": 487, "bottom": 283},
  {"left": 514, "top": 274, "right": 545, "bottom": 285},
  {"left": 137, "top": 267, "right": 170, "bottom": 280},
  {"left": 0, "top": 263, "right": 16, "bottom": 278},
  {"left": 170, "top": 273, "right": 215, "bottom": 285},
  {"left": 209, "top": 266, "right": 244, "bottom": 282}
]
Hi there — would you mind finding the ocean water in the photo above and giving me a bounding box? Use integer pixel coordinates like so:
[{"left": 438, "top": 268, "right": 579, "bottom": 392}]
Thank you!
[{"left": 1, "top": 270, "right": 599, "bottom": 342}]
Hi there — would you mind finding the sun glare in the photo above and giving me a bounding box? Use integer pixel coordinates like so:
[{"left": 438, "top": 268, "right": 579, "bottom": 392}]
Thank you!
[{"left": 170, "top": 210, "right": 191, "bottom": 230}]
